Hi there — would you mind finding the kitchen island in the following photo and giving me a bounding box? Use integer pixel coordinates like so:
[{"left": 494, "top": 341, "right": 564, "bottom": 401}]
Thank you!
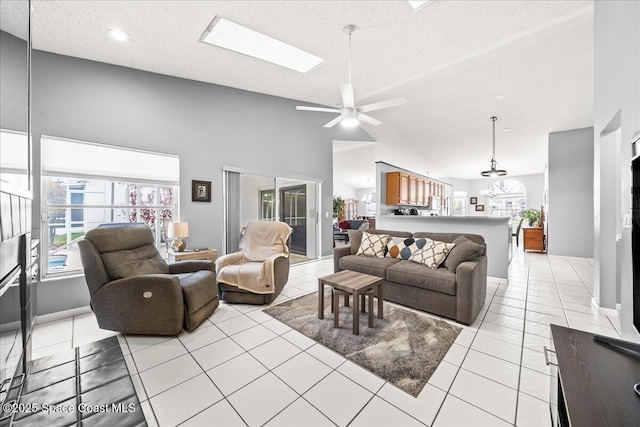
[{"left": 376, "top": 215, "right": 511, "bottom": 279}]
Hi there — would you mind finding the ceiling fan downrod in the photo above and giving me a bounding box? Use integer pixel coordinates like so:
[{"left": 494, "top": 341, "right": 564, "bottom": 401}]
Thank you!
[{"left": 344, "top": 25, "right": 356, "bottom": 85}]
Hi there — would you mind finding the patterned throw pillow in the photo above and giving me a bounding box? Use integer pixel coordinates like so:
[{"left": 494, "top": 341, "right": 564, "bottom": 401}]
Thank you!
[
  {"left": 386, "top": 237, "right": 428, "bottom": 260},
  {"left": 356, "top": 231, "right": 389, "bottom": 258},
  {"left": 409, "top": 239, "right": 456, "bottom": 269}
]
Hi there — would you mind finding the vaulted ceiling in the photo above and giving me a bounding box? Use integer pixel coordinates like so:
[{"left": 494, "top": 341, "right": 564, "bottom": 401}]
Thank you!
[{"left": 26, "top": 0, "right": 593, "bottom": 187}]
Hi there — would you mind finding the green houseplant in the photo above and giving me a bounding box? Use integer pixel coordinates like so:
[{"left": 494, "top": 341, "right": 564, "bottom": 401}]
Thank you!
[
  {"left": 520, "top": 208, "right": 542, "bottom": 227},
  {"left": 333, "top": 196, "right": 345, "bottom": 220}
]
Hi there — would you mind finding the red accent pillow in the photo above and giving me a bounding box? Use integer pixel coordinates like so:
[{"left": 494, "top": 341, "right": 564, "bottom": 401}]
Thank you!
[{"left": 338, "top": 221, "right": 351, "bottom": 230}]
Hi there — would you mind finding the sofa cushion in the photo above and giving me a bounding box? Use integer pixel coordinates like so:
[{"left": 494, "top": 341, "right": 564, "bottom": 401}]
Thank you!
[
  {"left": 444, "top": 236, "right": 486, "bottom": 273},
  {"left": 339, "top": 255, "right": 401, "bottom": 278},
  {"left": 409, "top": 239, "right": 456, "bottom": 270},
  {"left": 385, "top": 237, "right": 428, "bottom": 260},
  {"left": 387, "top": 261, "right": 457, "bottom": 296},
  {"left": 349, "top": 229, "right": 413, "bottom": 255},
  {"left": 356, "top": 231, "right": 389, "bottom": 258}
]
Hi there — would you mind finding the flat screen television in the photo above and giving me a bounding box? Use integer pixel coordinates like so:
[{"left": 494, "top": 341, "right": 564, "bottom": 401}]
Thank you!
[{"left": 633, "top": 151, "right": 640, "bottom": 335}]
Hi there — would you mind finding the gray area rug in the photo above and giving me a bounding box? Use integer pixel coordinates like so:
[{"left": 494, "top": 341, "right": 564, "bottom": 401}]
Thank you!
[{"left": 263, "top": 292, "right": 462, "bottom": 397}]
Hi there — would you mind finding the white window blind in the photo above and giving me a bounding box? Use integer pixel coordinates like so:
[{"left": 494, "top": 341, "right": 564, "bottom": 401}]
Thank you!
[
  {"left": 1, "top": 129, "right": 29, "bottom": 171},
  {"left": 41, "top": 136, "right": 179, "bottom": 184}
]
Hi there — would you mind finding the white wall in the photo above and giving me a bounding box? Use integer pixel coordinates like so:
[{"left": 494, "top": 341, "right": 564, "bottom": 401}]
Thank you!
[
  {"left": 595, "top": 1, "right": 640, "bottom": 341},
  {"left": 547, "top": 128, "right": 594, "bottom": 257},
  {"left": 333, "top": 178, "right": 356, "bottom": 201}
]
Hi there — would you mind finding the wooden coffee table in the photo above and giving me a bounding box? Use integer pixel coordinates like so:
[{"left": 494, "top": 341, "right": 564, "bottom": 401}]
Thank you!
[{"left": 317, "top": 270, "right": 384, "bottom": 335}]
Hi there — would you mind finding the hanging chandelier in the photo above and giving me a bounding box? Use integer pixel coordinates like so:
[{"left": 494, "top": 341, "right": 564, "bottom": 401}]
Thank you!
[{"left": 481, "top": 116, "right": 507, "bottom": 177}]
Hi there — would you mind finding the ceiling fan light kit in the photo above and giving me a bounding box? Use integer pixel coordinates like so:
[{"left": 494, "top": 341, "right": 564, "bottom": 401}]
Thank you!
[
  {"left": 341, "top": 109, "right": 359, "bottom": 128},
  {"left": 481, "top": 116, "right": 508, "bottom": 177},
  {"left": 296, "top": 25, "right": 406, "bottom": 128}
]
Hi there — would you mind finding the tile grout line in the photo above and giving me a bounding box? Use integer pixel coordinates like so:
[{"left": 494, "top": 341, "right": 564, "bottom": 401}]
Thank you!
[
  {"left": 513, "top": 250, "right": 534, "bottom": 426},
  {"left": 428, "top": 281, "right": 501, "bottom": 426}
]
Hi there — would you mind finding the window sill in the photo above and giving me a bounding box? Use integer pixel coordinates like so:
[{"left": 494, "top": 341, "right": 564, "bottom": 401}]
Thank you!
[{"left": 40, "top": 272, "right": 85, "bottom": 283}]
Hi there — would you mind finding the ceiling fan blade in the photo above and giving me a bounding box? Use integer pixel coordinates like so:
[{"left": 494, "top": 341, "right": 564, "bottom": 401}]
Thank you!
[
  {"left": 340, "top": 83, "right": 355, "bottom": 109},
  {"left": 297, "top": 106, "right": 342, "bottom": 113},
  {"left": 323, "top": 115, "right": 343, "bottom": 128},
  {"left": 357, "top": 113, "right": 382, "bottom": 126},
  {"left": 358, "top": 97, "right": 406, "bottom": 113}
]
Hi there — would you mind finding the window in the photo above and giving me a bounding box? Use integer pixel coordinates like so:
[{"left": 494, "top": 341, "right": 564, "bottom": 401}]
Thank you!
[
  {"left": 260, "top": 189, "right": 275, "bottom": 221},
  {"left": 41, "top": 136, "right": 179, "bottom": 277},
  {"left": 452, "top": 191, "right": 467, "bottom": 216},
  {"left": 481, "top": 179, "right": 527, "bottom": 224}
]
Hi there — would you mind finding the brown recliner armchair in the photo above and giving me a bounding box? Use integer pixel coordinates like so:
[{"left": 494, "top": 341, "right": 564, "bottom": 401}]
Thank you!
[
  {"left": 78, "top": 224, "right": 219, "bottom": 335},
  {"left": 216, "top": 221, "right": 292, "bottom": 305}
]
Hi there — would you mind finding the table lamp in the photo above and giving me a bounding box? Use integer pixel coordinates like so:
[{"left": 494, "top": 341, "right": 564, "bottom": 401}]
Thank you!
[{"left": 168, "top": 222, "right": 189, "bottom": 252}]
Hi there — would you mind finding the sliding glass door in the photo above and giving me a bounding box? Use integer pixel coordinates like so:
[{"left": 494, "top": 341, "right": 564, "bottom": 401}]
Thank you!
[
  {"left": 224, "top": 170, "right": 319, "bottom": 263},
  {"left": 279, "top": 183, "right": 307, "bottom": 254}
]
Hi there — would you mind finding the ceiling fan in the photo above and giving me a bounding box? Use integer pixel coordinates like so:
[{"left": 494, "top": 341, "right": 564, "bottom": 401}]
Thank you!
[{"left": 296, "top": 25, "right": 406, "bottom": 128}]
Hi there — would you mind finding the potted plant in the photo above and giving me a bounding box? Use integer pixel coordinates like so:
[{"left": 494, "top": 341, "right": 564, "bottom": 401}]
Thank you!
[
  {"left": 520, "top": 208, "right": 542, "bottom": 227},
  {"left": 333, "top": 196, "right": 345, "bottom": 221}
]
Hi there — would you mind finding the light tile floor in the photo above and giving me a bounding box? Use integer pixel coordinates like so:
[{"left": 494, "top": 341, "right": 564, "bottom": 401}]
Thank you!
[{"left": 31, "top": 249, "right": 621, "bottom": 426}]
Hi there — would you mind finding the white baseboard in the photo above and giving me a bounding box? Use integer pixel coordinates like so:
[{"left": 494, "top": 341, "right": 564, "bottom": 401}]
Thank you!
[
  {"left": 34, "top": 306, "right": 92, "bottom": 325},
  {"left": 591, "top": 297, "right": 619, "bottom": 317},
  {"left": 0, "top": 320, "right": 21, "bottom": 333}
]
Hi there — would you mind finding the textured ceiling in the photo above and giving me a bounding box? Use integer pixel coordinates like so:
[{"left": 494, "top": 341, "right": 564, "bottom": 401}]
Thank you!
[{"left": 28, "top": 0, "right": 593, "bottom": 188}]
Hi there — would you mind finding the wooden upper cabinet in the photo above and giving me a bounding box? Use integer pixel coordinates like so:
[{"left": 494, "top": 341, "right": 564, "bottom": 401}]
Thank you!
[
  {"left": 386, "top": 172, "right": 410, "bottom": 205},
  {"left": 386, "top": 171, "right": 447, "bottom": 207},
  {"left": 408, "top": 175, "right": 418, "bottom": 205},
  {"left": 416, "top": 179, "right": 425, "bottom": 206}
]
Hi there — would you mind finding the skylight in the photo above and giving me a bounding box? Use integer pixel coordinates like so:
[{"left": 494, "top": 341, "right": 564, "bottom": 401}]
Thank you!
[
  {"left": 407, "top": 1, "right": 434, "bottom": 11},
  {"left": 199, "top": 16, "right": 324, "bottom": 74}
]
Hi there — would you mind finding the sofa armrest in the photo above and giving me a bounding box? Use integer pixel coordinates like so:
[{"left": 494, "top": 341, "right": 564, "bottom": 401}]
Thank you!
[
  {"left": 91, "top": 274, "right": 184, "bottom": 335},
  {"left": 334, "top": 245, "right": 352, "bottom": 272},
  {"left": 169, "top": 260, "right": 215, "bottom": 274},
  {"left": 455, "top": 256, "right": 487, "bottom": 325},
  {"left": 215, "top": 252, "right": 244, "bottom": 272}
]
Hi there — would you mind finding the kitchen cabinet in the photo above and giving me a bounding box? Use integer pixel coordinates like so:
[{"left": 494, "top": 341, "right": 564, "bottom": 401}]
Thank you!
[
  {"left": 386, "top": 172, "right": 410, "bottom": 205},
  {"left": 386, "top": 171, "right": 449, "bottom": 207},
  {"left": 417, "top": 179, "right": 425, "bottom": 206},
  {"left": 408, "top": 175, "right": 418, "bottom": 205}
]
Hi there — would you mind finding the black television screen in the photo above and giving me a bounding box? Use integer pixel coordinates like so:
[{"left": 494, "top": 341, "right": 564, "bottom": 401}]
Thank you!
[{"left": 632, "top": 154, "right": 640, "bottom": 334}]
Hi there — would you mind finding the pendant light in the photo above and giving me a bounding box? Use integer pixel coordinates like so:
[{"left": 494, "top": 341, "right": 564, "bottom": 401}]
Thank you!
[{"left": 481, "top": 116, "right": 507, "bottom": 177}]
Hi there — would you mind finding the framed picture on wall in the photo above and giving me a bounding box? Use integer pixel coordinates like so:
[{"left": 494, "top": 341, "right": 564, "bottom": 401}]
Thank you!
[
  {"left": 192, "top": 180, "right": 211, "bottom": 202},
  {"left": 475, "top": 204, "right": 485, "bottom": 212},
  {"left": 470, "top": 197, "right": 478, "bottom": 205}
]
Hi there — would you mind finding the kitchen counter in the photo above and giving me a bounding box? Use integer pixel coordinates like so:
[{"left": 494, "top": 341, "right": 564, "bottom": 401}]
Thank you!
[
  {"left": 379, "top": 215, "right": 509, "bottom": 222},
  {"left": 376, "top": 215, "right": 510, "bottom": 279}
]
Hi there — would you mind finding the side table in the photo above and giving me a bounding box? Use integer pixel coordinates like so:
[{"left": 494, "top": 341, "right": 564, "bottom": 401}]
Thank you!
[
  {"left": 523, "top": 226, "right": 545, "bottom": 252},
  {"left": 318, "top": 270, "right": 384, "bottom": 335},
  {"left": 168, "top": 248, "right": 218, "bottom": 263}
]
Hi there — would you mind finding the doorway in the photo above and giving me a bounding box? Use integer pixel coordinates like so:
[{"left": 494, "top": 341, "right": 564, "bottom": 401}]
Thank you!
[
  {"left": 224, "top": 170, "right": 319, "bottom": 264},
  {"left": 280, "top": 185, "right": 307, "bottom": 254}
]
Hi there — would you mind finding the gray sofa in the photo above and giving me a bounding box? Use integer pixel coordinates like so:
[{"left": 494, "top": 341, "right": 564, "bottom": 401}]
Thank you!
[{"left": 334, "top": 229, "right": 487, "bottom": 325}]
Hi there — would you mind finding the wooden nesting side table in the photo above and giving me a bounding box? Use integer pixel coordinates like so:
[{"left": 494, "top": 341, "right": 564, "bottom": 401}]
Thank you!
[
  {"left": 317, "top": 270, "right": 384, "bottom": 335},
  {"left": 168, "top": 248, "right": 218, "bottom": 263}
]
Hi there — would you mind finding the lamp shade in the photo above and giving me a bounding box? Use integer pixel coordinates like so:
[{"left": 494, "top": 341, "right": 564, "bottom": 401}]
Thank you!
[{"left": 168, "top": 222, "right": 189, "bottom": 238}]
